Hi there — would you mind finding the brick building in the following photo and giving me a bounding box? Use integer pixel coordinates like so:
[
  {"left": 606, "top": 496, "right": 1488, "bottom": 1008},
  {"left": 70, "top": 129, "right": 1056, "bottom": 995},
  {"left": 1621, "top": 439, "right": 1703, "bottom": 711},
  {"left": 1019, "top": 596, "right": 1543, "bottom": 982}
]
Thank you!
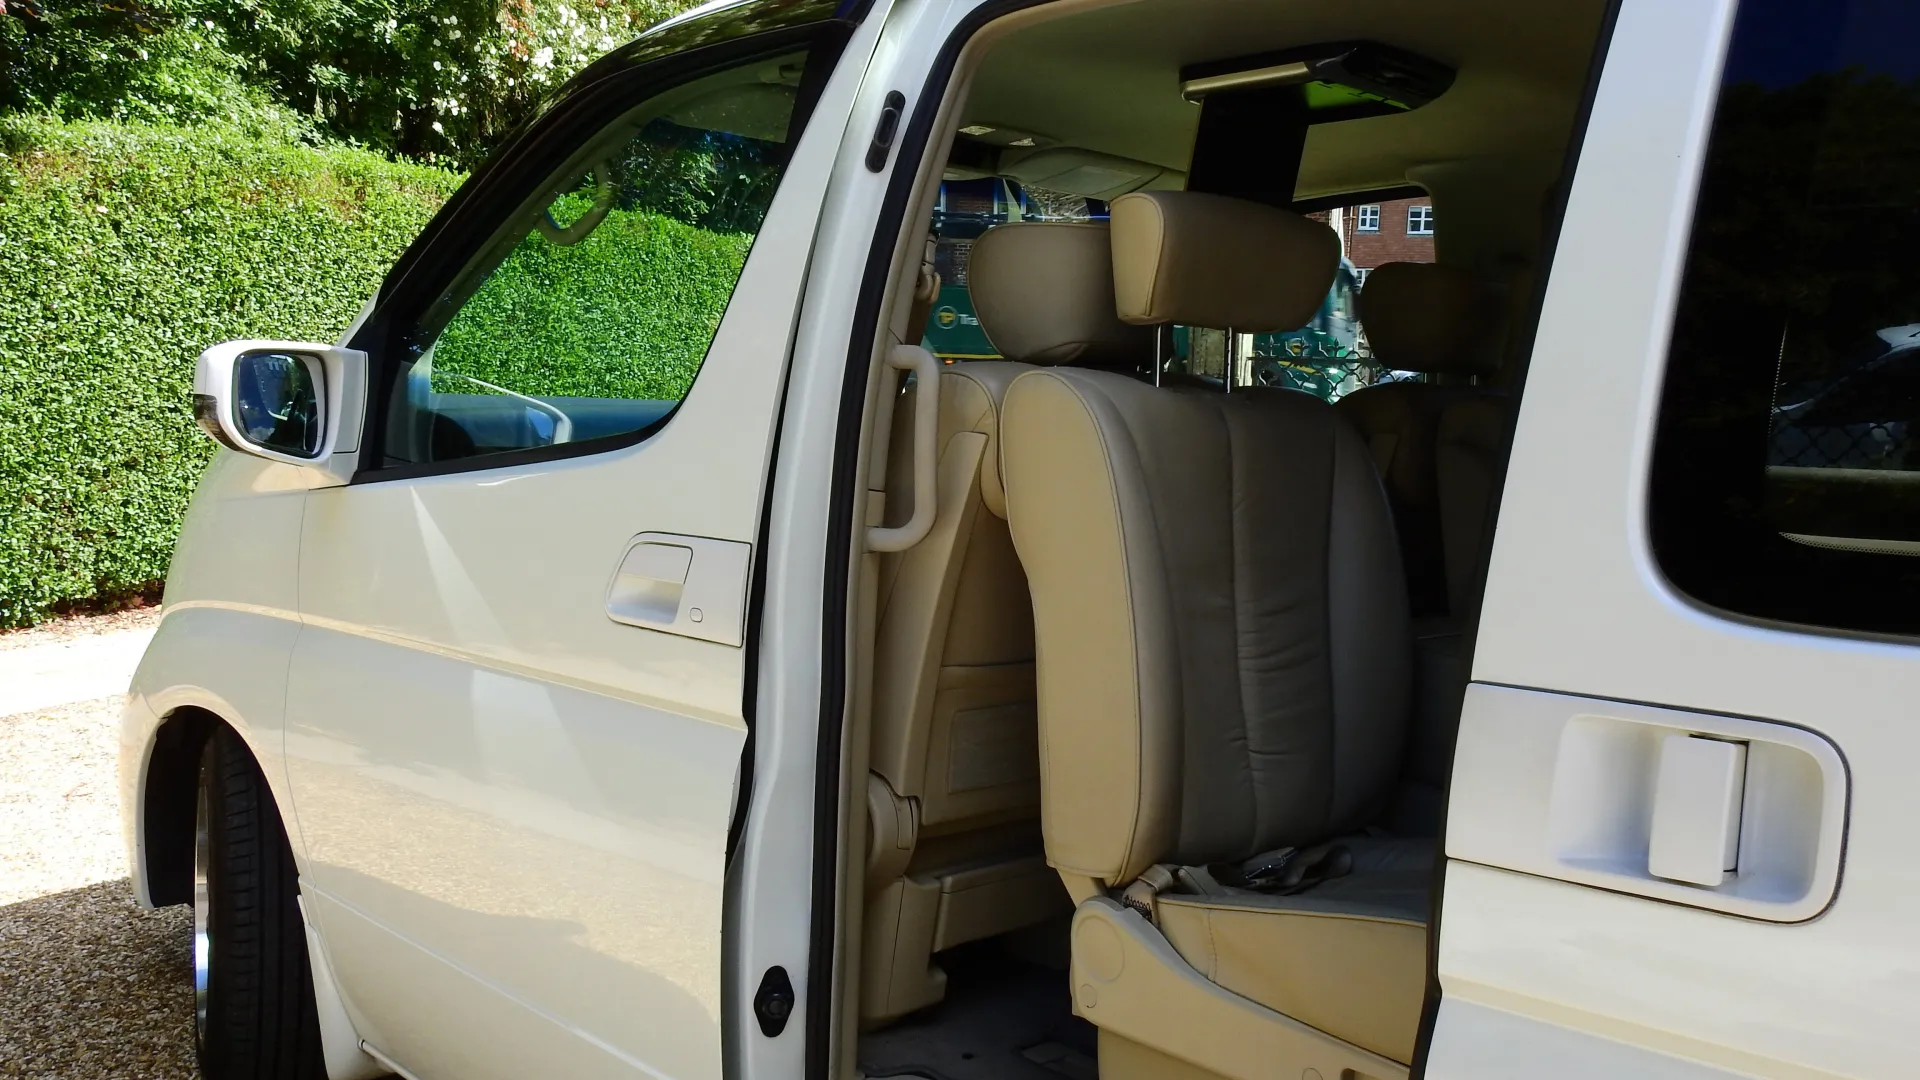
[{"left": 1326, "top": 195, "right": 1435, "bottom": 283}]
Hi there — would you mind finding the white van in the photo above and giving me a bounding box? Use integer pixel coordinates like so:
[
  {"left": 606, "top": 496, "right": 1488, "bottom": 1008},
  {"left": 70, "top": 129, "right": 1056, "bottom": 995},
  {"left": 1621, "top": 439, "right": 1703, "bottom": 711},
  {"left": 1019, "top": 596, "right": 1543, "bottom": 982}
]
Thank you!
[{"left": 119, "top": 0, "right": 1917, "bottom": 1077}]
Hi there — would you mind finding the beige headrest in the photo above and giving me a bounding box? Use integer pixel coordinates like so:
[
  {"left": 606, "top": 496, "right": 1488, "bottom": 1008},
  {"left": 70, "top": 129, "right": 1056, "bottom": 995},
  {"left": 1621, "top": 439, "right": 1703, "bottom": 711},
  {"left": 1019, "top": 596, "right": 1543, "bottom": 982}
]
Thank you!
[
  {"left": 968, "top": 222, "right": 1154, "bottom": 368},
  {"left": 1109, "top": 191, "right": 1339, "bottom": 332},
  {"left": 1358, "top": 262, "right": 1501, "bottom": 376}
]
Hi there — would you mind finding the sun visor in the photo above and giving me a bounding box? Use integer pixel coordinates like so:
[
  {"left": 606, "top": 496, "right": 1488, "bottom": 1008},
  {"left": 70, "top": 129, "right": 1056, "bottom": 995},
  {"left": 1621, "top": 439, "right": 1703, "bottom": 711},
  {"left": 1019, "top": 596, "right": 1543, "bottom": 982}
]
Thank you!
[{"left": 1001, "top": 148, "right": 1181, "bottom": 201}]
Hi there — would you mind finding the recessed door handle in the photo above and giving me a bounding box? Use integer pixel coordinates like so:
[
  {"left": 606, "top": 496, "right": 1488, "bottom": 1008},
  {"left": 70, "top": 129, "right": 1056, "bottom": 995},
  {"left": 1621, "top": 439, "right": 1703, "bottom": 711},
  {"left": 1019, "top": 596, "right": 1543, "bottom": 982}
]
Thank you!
[
  {"left": 1648, "top": 734, "right": 1748, "bottom": 888},
  {"left": 606, "top": 533, "right": 751, "bottom": 647}
]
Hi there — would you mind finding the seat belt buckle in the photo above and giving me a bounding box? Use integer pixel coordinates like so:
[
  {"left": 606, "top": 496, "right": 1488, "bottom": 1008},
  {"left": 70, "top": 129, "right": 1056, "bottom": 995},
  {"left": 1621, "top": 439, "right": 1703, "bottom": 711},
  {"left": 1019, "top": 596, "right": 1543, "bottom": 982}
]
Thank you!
[
  {"left": 1236, "top": 846, "right": 1300, "bottom": 889},
  {"left": 1232, "top": 843, "right": 1353, "bottom": 895}
]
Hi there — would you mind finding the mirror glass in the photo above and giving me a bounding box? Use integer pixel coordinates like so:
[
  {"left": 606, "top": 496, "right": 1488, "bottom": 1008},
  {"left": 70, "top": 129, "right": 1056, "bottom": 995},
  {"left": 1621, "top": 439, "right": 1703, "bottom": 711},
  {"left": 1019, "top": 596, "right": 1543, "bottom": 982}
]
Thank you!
[{"left": 233, "top": 351, "right": 323, "bottom": 458}]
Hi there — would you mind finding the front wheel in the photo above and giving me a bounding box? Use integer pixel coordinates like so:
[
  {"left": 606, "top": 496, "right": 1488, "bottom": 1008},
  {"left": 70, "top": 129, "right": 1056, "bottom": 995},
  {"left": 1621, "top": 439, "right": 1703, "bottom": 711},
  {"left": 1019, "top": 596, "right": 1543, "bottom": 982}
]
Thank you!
[{"left": 194, "top": 728, "right": 327, "bottom": 1080}]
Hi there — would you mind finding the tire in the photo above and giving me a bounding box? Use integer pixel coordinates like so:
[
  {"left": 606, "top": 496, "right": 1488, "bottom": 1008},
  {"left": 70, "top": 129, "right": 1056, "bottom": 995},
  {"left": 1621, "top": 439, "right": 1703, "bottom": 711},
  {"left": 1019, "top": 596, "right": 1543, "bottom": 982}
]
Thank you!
[{"left": 194, "top": 727, "right": 328, "bottom": 1080}]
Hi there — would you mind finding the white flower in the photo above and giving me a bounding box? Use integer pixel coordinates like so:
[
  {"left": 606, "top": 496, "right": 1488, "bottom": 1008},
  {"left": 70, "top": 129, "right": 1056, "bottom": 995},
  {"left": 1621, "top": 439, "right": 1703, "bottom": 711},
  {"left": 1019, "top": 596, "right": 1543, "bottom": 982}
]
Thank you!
[{"left": 532, "top": 46, "right": 554, "bottom": 68}]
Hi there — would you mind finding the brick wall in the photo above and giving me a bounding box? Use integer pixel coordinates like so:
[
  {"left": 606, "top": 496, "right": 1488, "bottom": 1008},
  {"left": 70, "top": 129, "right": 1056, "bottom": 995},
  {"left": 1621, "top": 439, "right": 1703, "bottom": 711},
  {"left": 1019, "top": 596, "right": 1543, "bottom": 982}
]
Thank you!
[{"left": 1334, "top": 196, "right": 1436, "bottom": 276}]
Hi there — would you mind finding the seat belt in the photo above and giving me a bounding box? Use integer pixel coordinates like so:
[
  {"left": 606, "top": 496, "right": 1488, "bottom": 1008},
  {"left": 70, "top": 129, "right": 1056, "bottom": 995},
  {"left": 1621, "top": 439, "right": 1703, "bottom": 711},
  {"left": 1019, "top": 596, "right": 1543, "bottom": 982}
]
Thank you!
[
  {"left": 904, "top": 234, "right": 940, "bottom": 346},
  {"left": 1118, "top": 843, "right": 1354, "bottom": 925}
]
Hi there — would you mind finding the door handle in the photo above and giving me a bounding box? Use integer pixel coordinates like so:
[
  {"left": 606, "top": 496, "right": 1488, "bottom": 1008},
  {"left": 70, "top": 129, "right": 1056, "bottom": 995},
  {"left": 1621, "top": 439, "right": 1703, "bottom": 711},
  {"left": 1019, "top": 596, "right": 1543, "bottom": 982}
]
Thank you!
[
  {"left": 1447, "top": 684, "right": 1848, "bottom": 922},
  {"left": 1647, "top": 734, "right": 1747, "bottom": 888},
  {"left": 606, "top": 533, "right": 751, "bottom": 647}
]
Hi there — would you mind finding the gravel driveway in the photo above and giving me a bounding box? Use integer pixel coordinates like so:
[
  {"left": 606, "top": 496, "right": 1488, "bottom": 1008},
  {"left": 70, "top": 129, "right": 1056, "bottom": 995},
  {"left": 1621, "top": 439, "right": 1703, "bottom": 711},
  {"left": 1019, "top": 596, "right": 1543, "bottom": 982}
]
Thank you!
[{"left": 0, "top": 610, "right": 198, "bottom": 1080}]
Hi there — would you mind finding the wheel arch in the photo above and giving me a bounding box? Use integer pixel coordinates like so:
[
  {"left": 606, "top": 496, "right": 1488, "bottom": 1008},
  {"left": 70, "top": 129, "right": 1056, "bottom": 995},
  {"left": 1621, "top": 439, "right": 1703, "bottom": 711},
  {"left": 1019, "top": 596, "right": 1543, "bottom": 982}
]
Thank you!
[{"left": 138, "top": 705, "right": 222, "bottom": 907}]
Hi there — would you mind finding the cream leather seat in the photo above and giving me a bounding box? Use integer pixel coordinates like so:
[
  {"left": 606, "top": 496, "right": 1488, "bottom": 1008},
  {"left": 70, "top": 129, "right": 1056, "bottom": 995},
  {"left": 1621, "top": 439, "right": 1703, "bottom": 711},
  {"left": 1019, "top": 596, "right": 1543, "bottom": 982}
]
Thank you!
[
  {"left": 1001, "top": 192, "right": 1431, "bottom": 1080},
  {"left": 1341, "top": 263, "right": 1508, "bottom": 833},
  {"left": 862, "top": 218, "right": 1154, "bottom": 1025},
  {"left": 1338, "top": 261, "right": 1503, "bottom": 617}
]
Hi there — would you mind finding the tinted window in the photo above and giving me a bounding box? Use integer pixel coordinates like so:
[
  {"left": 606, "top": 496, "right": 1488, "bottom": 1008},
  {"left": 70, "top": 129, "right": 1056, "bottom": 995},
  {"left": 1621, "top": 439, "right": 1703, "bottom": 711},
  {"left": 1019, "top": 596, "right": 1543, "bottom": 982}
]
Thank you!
[
  {"left": 380, "top": 52, "right": 814, "bottom": 467},
  {"left": 1238, "top": 198, "right": 1438, "bottom": 402},
  {"left": 1649, "top": 0, "right": 1920, "bottom": 633}
]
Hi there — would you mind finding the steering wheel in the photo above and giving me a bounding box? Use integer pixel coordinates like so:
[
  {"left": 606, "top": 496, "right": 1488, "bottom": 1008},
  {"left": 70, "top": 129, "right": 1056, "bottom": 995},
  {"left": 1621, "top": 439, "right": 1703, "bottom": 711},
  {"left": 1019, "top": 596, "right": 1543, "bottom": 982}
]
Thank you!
[{"left": 536, "top": 163, "right": 617, "bottom": 246}]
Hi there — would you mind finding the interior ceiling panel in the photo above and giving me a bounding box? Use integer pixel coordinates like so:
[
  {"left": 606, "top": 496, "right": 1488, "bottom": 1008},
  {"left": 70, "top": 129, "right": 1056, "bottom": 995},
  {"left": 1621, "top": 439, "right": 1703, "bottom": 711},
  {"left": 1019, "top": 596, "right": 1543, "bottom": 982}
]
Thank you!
[{"left": 964, "top": 0, "right": 1609, "bottom": 198}]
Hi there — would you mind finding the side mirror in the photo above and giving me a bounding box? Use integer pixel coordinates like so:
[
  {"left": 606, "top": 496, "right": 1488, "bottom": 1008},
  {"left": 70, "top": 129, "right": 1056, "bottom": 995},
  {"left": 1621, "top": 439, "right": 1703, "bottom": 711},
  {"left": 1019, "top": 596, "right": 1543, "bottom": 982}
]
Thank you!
[{"left": 193, "top": 340, "right": 367, "bottom": 484}]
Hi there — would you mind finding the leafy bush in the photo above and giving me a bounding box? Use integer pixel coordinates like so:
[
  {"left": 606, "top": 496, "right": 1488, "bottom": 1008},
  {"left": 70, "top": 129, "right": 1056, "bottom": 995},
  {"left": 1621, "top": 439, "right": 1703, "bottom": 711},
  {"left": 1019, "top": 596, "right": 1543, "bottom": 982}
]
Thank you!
[
  {"left": 434, "top": 201, "right": 753, "bottom": 401},
  {"left": 0, "top": 115, "right": 460, "bottom": 626},
  {"left": 0, "top": 0, "right": 309, "bottom": 134},
  {"left": 3, "top": 0, "right": 704, "bottom": 165}
]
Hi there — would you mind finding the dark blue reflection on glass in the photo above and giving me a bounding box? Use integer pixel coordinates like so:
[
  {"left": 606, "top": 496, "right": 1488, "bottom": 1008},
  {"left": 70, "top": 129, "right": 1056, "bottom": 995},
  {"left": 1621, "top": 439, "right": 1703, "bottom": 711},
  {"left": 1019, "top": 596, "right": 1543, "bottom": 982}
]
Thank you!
[
  {"left": 1724, "top": 0, "right": 1920, "bottom": 88},
  {"left": 233, "top": 352, "right": 322, "bottom": 458}
]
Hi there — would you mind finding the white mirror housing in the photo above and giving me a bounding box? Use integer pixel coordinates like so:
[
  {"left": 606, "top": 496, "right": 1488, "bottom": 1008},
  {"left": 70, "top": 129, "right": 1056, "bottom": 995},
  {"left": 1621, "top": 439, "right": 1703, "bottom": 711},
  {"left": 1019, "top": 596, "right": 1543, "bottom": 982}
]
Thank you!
[{"left": 193, "top": 339, "right": 368, "bottom": 486}]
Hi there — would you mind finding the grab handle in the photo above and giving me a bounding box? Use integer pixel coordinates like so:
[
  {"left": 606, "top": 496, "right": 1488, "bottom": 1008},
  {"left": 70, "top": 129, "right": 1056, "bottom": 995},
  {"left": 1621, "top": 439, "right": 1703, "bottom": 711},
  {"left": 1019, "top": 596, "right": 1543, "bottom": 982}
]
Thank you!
[{"left": 867, "top": 344, "right": 941, "bottom": 553}]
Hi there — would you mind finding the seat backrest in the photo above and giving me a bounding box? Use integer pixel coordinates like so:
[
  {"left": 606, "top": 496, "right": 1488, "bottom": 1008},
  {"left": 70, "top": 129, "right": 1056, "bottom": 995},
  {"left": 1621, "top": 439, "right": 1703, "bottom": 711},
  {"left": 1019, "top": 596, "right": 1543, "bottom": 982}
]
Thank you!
[
  {"left": 1002, "top": 192, "right": 1412, "bottom": 888},
  {"left": 1337, "top": 261, "right": 1504, "bottom": 615},
  {"left": 870, "top": 220, "right": 1151, "bottom": 830}
]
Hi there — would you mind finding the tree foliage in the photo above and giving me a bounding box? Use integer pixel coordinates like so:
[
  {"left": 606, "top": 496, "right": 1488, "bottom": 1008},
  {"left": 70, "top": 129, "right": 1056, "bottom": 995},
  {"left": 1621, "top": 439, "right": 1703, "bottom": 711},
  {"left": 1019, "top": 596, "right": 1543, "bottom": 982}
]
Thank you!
[{"left": 2, "top": 0, "right": 703, "bottom": 163}]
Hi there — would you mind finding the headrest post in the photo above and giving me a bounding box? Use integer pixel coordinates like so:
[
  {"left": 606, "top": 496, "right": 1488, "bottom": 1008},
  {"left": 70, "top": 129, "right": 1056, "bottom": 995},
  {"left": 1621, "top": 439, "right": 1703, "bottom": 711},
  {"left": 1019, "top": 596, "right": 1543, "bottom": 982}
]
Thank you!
[
  {"left": 1153, "top": 325, "right": 1165, "bottom": 387},
  {"left": 1223, "top": 328, "right": 1237, "bottom": 393}
]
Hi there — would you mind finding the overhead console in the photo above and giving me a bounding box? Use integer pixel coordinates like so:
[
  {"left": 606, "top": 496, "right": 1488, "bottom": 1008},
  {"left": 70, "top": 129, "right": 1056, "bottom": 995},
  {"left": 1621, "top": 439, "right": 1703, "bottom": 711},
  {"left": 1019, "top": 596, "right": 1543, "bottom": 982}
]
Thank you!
[{"left": 1180, "top": 41, "right": 1454, "bottom": 208}]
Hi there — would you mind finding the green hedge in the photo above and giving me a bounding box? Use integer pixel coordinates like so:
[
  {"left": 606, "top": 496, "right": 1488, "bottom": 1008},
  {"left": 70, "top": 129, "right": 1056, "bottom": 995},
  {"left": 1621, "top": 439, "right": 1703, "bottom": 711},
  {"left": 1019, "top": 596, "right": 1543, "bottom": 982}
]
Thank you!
[
  {"left": 434, "top": 197, "right": 753, "bottom": 401},
  {"left": 0, "top": 117, "right": 460, "bottom": 627}
]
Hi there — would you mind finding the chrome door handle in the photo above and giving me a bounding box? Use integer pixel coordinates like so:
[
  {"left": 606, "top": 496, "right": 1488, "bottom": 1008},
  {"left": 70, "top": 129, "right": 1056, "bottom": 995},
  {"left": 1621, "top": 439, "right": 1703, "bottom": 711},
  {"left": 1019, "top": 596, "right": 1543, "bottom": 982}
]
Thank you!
[{"left": 606, "top": 533, "right": 751, "bottom": 647}]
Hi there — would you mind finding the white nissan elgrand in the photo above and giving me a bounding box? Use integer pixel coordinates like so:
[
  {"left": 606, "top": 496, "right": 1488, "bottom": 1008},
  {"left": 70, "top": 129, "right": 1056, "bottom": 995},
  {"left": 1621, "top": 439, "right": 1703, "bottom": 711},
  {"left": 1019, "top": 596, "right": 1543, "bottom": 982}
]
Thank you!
[{"left": 122, "top": 1, "right": 1917, "bottom": 1078}]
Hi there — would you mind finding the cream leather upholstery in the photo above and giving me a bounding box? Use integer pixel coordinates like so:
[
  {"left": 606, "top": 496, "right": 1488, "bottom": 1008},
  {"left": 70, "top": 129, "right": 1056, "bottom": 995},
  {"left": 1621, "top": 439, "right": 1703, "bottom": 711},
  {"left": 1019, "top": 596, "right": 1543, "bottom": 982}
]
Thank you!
[
  {"left": 1110, "top": 190, "right": 1340, "bottom": 331},
  {"left": 1001, "top": 192, "right": 1429, "bottom": 1074},
  {"left": 861, "top": 220, "right": 1149, "bottom": 1026},
  {"left": 1157, "top": 846, "right": 1432, "bottom": 1065},
  {"left": 1339, "top": 263, "right": 1506, "bottom": 836},
  {"left": 1004, "top": 372, "right": 1411, "bottom": 882},
  {"left": 1357, "top": 262, "right": 1501, "bottom": 377},
  {"left": 970, "top": 220, "right": 1154, "bottom": 368},
  {"left": 1339, "top": 262, "right": 1503, "bottom": 617},
  {"left": 1002, "top": 365, "right": 1428, "bottom": 1070}
]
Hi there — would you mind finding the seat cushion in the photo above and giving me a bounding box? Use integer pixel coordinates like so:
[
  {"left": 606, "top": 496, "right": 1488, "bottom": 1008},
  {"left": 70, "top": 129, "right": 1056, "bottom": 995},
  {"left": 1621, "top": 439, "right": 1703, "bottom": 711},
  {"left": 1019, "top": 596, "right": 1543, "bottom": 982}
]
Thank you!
[{"left": 1154, "top": 839, "right": 1433, "bottom": 1065}]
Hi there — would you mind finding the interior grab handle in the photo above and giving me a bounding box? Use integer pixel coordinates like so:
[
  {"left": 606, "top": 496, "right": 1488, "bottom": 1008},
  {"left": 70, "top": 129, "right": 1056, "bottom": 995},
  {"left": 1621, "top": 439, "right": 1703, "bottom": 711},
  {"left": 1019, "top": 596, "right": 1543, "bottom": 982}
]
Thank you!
[{"left": 867, "top": 344, "right": 941, "bottom": 553}]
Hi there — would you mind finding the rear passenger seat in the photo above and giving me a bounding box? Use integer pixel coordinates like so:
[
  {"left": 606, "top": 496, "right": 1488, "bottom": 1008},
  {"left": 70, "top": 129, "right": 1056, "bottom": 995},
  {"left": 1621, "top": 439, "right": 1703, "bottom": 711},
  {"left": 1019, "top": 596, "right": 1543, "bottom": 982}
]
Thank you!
[
  {"left": 1004, "top": 191, "right": 1434, "bottom": 1073},
  {"left": 1339, "top": 262, "right": 1509, "bottom": 833},
  {"left": 862, "top": 217, "right": 1154, "bottom": 1025},
  {"left": 1337, "top": 261, "right": 1504, "bottom": 616}
]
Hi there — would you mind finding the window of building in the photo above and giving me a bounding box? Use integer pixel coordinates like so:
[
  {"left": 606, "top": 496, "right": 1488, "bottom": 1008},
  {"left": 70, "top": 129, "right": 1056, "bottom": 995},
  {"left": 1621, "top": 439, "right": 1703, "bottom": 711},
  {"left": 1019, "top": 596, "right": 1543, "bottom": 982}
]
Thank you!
[
  {"left": 1352, "top": 266, "right": 1371, "bottom": 288},
  {"left": 1356, "top": 204, "right": 1381, "bottom": 232},
  {"left": 1648, "top": 0, "right": 1920, "bottom": 636},
  {"left": 1407, "top": 204, "right": 1434, "bottom": 236}
]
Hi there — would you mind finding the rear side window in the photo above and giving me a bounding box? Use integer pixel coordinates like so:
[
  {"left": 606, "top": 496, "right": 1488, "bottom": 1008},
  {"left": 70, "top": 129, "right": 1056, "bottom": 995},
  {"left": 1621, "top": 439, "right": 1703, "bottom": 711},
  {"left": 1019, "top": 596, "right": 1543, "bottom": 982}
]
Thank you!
[
  {"left": 1649, "top": 0, "right": 1920, "bottom": 636},
  {"left": 1182, "top": 195, "right": 1440, "bottom": 403}
]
